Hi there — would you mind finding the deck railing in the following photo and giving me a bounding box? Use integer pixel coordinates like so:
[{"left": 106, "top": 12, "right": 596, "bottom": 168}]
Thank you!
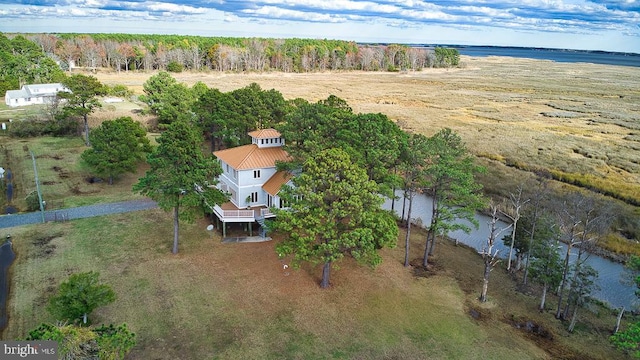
[
  {"left": 213, "top": 205, "right": 255, "bottom": 220},
  {"left": 260, "top": 208, "right": 275, "bottom": 218}
]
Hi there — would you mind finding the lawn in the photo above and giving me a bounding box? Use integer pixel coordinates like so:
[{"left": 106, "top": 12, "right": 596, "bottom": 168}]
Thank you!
[{"left": 3, "top": 209, "right": 629, "bottom": 359}]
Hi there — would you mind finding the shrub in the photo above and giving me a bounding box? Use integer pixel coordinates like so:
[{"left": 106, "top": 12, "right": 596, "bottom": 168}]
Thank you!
[
  {"left": 8, "top": 119, "right": 45, "bottom": 137},
  {"left": 9, "top": 116, "right": 78, "bottom": 138},
  {"left": 166, "top": 61, "right": 183, "bottom": 73},
  {"left": 610, "top": 321, "right": 640, "bottom": 358},
  {"left": 45, "top": 117, "right": 79, "bottom": 136},
  {"left": 106, "top": 84, "right": 133, "bottom": 98},
  {"left": 25, "top": 190, "right": 41, "bottom": 212}
]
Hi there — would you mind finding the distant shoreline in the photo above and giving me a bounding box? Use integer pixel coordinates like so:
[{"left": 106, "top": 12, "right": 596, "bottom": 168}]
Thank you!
[{"left": 456, "top": 46, "right": 640, "bottom": 68}]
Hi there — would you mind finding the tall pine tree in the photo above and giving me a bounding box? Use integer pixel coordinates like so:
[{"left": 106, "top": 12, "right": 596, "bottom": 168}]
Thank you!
[{"left": 134, "top": 119, "right": 227, "bottom": 254}]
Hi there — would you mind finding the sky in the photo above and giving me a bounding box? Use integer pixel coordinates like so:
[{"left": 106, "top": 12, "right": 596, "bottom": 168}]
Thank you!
[{"left": 0, "top": 0, "right": 639, "bottom": 53}]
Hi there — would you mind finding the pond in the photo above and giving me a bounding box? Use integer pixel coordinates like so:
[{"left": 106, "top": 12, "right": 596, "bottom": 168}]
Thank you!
[
  {"left": 0, "top": 238, "right": 15, "bottom": 331},
  {"left": 384, "top": 191, "right": 636, "bottom": 309}
]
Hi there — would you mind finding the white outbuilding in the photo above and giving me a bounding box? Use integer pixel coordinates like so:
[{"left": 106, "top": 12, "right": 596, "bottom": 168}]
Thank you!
[{"left": 4, "top": 83, "right": 69, "bottom": 107}]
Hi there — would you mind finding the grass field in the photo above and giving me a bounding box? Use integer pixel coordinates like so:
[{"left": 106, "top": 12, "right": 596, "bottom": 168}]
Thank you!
[
  {"left": 4, "top": 209, "right": 630, "bottom": 359},
  {"left": 0, "top": 136, "right": 150, "bottom": 212}
]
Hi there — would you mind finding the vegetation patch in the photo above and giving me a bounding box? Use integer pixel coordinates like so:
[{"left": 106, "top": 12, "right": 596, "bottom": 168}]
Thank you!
[
  {"left": 542, "top": 111, "right": 583, "bottom": 118},
  {"left": 30, "top": 233, "right": 62, "bottom": 259},
  {"left": 0, "top": 137, "right": 149, "bottom": 212}
]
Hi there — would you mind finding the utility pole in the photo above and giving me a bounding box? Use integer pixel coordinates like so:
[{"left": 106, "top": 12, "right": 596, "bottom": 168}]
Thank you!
[{"left": 29, "top": 151, "right": 45, "bottom": 223}]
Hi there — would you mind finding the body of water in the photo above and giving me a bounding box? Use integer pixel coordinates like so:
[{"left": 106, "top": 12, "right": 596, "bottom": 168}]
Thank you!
[
  {"left": 384, "top": 191, "right": 636, "bottom": 309},
  {"left": 401, "top": 44, "right": 640, "bottom": 67},
  {"left": 0, "top": 240, "right": 15, "bottom": 331},
  {"left": 457, "top": 46, "right": 640, "bottom": 68}
]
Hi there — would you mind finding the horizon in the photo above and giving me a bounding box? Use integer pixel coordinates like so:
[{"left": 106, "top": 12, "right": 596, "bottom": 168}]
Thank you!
[{"left": 1, "top": 1, "right": 639, "bottom": 54}]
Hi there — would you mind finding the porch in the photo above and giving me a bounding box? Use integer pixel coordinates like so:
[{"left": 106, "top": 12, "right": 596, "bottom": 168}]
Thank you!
[
  {"left": 212, "top": 202, "right": 275, "bottom": 223},
  {"left": 212, "top": 202, "right": 275, "bottom": 238}
]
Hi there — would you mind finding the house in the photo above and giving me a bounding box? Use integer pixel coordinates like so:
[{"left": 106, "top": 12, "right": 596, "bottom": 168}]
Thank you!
[
  {"left": 4, "top": 83, "right": 68, "bottom": 107},
  {"left": 212, "top": 129, "right": 292, "bottom": 237}
]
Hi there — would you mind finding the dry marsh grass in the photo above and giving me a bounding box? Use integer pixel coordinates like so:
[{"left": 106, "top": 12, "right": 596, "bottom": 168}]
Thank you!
[{"left": 91, "top": 56, "right": 640, "bottom": 208}]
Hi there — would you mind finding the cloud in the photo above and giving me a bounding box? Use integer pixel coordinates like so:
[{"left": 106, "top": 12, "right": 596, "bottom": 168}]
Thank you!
[{"left": 0, "top": 0, "right": 638, "bottom": 51}]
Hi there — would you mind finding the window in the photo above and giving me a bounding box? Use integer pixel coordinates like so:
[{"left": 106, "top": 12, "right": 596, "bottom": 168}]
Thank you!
[
  {"left": 261, "top": 139, "right": 264, "bottom": 144},
  {"left": 225, "top": 164, "right": 229, "bottom": 173},
  {"left": 251, "top": 192, "right": 258, "bottom": 202},
  {"left": 233, "top": 169, "right": 237, "bottom": 179},
  {"left": 267, "top": 195, "right": 272, "bottom": 207},
  {"left": 253, "top": 170, "right": 261, "bottom": 178}
]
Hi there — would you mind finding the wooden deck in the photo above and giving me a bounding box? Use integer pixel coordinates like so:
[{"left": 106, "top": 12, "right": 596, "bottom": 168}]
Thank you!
[{"left": 214, "top": 202, "right": 274, "bottom": 223}]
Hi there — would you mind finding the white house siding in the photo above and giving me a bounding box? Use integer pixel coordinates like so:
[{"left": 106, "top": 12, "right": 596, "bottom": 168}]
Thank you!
[
  {"left": 237, "top": 167, "right": 277, "bottom": 208},
  {"left": 252, "top": 136, "right": 285, "bottom": 148},
  {"left": 4, "top": 83, "right": 67, "bottom": 107},
  {"left": 218, "top": 174, "right": 239, "bottom": 206},
  {"left": 5, "top": 89, "right": 28, "bottom": 107}
]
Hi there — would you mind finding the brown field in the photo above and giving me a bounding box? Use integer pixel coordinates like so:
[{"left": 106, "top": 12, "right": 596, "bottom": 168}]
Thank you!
[
  {"left": 92, "top": 56, "right": 640, "bottom": 207},
  {"left": 4, "top": 210, "right": 628, "bottom": 359}
]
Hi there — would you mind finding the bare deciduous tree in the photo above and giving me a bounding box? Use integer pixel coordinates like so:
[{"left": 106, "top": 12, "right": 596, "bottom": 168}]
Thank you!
[
  {"left": 480, "top": 204, "right": 513, "bottom": 302},
  {"left": 554, "top": 192, "right": 612, "bottom": 320},
  {"left": 502, "top": 185, "right": 529, "bottom": 272}
]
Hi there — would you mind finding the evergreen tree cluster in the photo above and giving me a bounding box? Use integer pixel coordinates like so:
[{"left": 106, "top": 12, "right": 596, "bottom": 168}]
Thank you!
[{"left": 0, "top": 33, "right": 65, "bottom": 94}]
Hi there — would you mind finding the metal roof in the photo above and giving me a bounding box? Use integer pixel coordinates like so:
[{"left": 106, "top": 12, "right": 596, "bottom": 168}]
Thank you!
[
  {"left": 248, "top": 129, "right": 282, "bottom": 139},
  {"left": 214, "top": 144, "right": 290, "bottom": 170},
  {"left": 262, "top": 171, "right": 293, "bottom": 196}
]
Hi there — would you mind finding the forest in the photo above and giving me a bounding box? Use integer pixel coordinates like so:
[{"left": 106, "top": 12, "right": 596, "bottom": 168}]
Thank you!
[{"left": 0, "top": 32, "right": 462, "bottom": 94}]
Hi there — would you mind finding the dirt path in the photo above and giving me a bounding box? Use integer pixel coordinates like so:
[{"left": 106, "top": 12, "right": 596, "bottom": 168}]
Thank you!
[{"left": 0, "top": 199, "right": 157, "bottom": 229}]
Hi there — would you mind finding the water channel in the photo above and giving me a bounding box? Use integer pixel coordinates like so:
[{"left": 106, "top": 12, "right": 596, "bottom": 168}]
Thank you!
[
  {"left": 383, "top": 191, "right": 636, "bottom": 309},
  {"left": 0, "top": 239, "right": 15, "bottom": 330}
]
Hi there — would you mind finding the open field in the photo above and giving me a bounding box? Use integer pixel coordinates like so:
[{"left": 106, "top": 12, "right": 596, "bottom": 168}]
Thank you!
[
  {"left": 0, "top": 137, "right": 149, "bottom": 212},
  {"left": 3, "top": 210, "right": 632, "bottom": 359},
  {"left": 91, "top": 56, "right": 640, "bottom": 207}
]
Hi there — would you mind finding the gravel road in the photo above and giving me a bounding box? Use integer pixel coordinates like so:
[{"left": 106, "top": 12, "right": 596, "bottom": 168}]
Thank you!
[{"left": 0, "top": 199, "right": 158, "bottom": 229}]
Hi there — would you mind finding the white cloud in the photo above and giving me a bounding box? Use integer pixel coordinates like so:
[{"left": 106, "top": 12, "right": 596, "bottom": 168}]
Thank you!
[
  {"left": 243, "top": 6, "right": 348, "bottom": 22},
  {"left": 0, "top": 0, "right": 638, "bottom": 52},
  {"left": 145, "top": 2, "right": 207, "bottom": 14}
]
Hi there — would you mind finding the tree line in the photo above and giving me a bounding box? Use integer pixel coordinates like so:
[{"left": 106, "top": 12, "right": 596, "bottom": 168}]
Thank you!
[{"left": 8, "top": 32, "right": 458, "bottom": 74}]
